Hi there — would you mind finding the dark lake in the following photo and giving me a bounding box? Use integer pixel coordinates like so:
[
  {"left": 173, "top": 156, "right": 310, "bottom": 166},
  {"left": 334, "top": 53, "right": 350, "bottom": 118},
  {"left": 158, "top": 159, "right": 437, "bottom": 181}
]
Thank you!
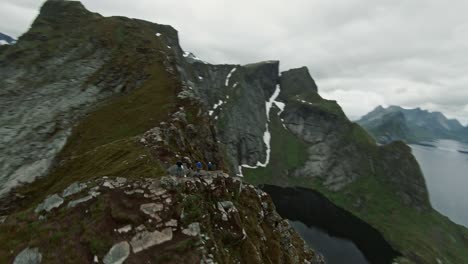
[
  {"left": 261, "top": 185, "right": 400, "bottom": 264},
  {"left": 289, "top": 221, "right": 369, "bottom": 264},
  {"left": 411, "top": 139, "right": 468, "bottom": 228}
]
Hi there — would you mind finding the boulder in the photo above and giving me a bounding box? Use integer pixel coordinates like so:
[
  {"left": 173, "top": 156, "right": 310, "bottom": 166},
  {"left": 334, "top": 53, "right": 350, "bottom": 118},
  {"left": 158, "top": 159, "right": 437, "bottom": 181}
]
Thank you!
[
  {"left": 140, "top": 203, "right": 163, "bottom": 219},
  {"left": 13, "top": 247, "right": 42, "bottom": 264},
  {"left": 67, "top": 195, "right": 93, "bottom": 208},
  {"left": 34, "top": 194, "right": 64, "bottom": 213},
  {"left": 165, "top": 219, "right": 178, "bottom": 227},
  {"left": 182, "top": 222, "right": 201, "bottom": 237},
  {"left": 103, "top": 241, "right": 130, "bottom": 264},
  {"left": 160, "top": 176, "right": 179, "bottom": 190},
  {"left": 116, "top": 225, "right": 132, "bottom": 234},
  {"left": 62, "top": 182, "right": 87, "bottom": 197},
  {"left": 130, "top": 228, "right": 173, "bottom": 253}
]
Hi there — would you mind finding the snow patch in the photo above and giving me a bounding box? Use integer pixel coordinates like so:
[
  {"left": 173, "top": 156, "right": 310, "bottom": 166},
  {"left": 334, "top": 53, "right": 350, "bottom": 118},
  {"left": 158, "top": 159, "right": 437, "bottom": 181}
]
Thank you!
[
  {"left": 274, "top": 101, "right": 287, "bottom": 129},
  {"left": 274, "top": 101, "right": 285, "bottom": 116},
  {"left": 213, "top": 100, "right": 224, "bottom": 110},
  {"left": 265, "top": 85, "right": 281, "bottom": 121},
  {"left": 298, "top": 99, "right": 314, "bottom": 106},
  {"left": 280, "top": 118, "right": 287, "bottom": 129},
  {"left": 238, "top": 84, "right": 283, "bottom": 175},
  {"left": 209, "top": 100, "right": 227, "bottom": 117},
  {"left": 0, "top": 40, "right": 8, "bottom": 45},
  {"left": 198, "top": 76, "right": 203, "bottom": 80},
  {"left": 225, "top": 67, "right": 237, "bottom": 87},
  {"left": 233, "top": 82, "right": 239, "bottom": 88},
  {"left": 183, "top": 51, "right": 208, "bottom": 64},
  {"left": 167, "top": 45, "right": 172, "bottom": 49},
  {"left": 155, "top": 33, "right": 162, "bottom": 37}
]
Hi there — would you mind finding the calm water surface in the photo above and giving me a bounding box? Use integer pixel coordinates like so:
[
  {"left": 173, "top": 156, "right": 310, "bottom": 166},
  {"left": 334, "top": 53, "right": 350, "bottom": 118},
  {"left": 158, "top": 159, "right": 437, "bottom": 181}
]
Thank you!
[
  {"left": 411, "top": 140, "right": 468, "bottom": 227},
  {"left": 290, "top": 221, "right": 369, "bottom": 264}
]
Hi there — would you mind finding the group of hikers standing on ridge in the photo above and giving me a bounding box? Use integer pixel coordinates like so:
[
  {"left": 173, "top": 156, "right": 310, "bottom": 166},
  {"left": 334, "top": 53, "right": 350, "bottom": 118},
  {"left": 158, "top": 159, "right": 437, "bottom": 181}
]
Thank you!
[{"left": 175, "top": 157, "right": 214, "bottom": 177}]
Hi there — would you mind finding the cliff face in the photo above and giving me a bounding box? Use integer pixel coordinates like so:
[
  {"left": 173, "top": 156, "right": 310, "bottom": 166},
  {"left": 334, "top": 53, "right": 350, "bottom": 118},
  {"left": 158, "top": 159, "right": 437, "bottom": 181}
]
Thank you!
[{"left": 0, "top": 2, "right": 324, "bottom": 263}]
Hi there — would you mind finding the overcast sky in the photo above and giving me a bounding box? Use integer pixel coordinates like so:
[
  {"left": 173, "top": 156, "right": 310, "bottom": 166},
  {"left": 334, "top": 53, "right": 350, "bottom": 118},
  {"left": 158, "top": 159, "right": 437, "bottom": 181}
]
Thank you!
[{"left": 1, "top": 0, "right": 467, "bottom": 124}]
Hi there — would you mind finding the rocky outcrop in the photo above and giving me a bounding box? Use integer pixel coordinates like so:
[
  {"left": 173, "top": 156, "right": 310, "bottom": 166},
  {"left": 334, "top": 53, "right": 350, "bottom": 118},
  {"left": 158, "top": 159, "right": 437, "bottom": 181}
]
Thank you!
[
  {"left": 175, "top": 58, "right": 281, "bottom": 174},
  {"left": 13, "top": 247, "right": 42, "bottom": 264},
  {"left": 2, "top": 173, "right": 324, "bottom": 263},
  {"left": 279, "top": 66, "right": 318, "bottom": 101}
]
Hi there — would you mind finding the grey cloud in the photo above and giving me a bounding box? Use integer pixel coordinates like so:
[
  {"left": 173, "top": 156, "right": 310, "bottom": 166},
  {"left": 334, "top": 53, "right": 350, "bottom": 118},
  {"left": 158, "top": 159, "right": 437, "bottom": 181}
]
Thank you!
[{"left": 1, "top": 0, "right": 467, "bottom": 125}]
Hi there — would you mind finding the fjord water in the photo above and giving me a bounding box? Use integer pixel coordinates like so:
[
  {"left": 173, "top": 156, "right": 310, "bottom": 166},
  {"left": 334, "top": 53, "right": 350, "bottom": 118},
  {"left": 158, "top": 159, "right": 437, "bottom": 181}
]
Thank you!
[{"left": 411, "top": 140, "right": 468, "bottom": 228}]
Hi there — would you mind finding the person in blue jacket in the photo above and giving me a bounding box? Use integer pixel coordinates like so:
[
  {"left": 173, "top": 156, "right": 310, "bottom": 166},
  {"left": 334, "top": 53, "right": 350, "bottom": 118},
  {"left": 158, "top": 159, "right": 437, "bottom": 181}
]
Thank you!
[{"left": 196, "top": 161, "right": 203, "bottom": 175}]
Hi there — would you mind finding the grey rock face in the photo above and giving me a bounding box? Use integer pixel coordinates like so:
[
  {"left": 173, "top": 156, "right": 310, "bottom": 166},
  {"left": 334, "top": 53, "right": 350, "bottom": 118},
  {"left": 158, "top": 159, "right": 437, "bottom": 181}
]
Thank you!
[
  {"left": 35, "top": 194, "right": 64, "bottom": 213},
  {"left": 279, "top": 67, "right": 318, "bottom": 101},
  {"left": 103, "top": 241, "right": 130, "bottom": 264},
  {"left": 284, "top": 104, "right": 362, "bottom": 190},
  {"left": 378, "top": 142, "right": 430, "bottom": 210},
  {"left": 0, "top": 47, "right": 110, "bottom": 197},
  {"left": 67, "top": 195, "right": 93, "bottom": 208},
  {"left": 62, "top": 182, "right": 87, "bottom": 197},
  {"left": 175, "top": 58, "right": 280, "bottom": 174},
  {"left": 130, "top": 228, "right": 173, "bottom": 253},
  {"left": 13, "top": 247, "right": 42, "bottom": 264}
]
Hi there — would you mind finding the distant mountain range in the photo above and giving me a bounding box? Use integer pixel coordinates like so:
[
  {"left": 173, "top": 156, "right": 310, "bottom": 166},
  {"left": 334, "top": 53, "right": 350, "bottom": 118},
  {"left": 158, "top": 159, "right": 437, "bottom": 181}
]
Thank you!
[
  {"left": 358, "top": 105, "right": 468, "bottom": 144},
  {"left": 0, "top": 32, "right": 16, "bottom": 45}
]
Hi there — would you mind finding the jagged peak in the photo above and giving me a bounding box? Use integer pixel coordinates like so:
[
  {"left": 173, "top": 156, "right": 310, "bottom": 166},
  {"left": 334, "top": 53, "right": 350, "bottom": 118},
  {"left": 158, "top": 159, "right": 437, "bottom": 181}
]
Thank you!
[
  {"left": 32, "top": 0, "right": 100, "bottom": 27},
  {"left": 279, "top": 66, "right": 318, "bottom": 101},
  {"left": 375, "top": 105, "right": 385, "bottom": 111}
]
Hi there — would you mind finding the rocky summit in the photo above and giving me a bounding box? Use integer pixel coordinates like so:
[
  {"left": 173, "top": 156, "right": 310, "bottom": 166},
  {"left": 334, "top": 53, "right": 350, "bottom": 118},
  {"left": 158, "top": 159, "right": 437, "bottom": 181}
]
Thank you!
[
  {"left": 1, "top": 1, "right": 468, "bottom": 264},
  {"left": 4, "top": 172, "right": 323, "bottom": 263}
]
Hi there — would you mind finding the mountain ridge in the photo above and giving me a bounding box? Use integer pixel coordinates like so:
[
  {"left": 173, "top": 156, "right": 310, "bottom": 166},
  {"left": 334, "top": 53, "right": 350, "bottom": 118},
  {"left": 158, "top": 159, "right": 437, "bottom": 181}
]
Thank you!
[{"left": 358, "top": 105, "right": 468, "bottom": 144}]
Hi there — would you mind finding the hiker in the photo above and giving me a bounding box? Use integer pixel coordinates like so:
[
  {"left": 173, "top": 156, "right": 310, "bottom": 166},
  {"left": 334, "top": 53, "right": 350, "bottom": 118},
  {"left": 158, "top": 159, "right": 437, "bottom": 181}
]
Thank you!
[
  {"left": 196, "top": 161, "right": 203, "bottom": 175},
  {"left": 176, "top": 160, "right": 184, "bottom": 177},
  {"left": 208, "top": 162, "right": 213, "bottom": 171},
  {"left": 183, "top": 156, "right": 192, "bottom": 170}
]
